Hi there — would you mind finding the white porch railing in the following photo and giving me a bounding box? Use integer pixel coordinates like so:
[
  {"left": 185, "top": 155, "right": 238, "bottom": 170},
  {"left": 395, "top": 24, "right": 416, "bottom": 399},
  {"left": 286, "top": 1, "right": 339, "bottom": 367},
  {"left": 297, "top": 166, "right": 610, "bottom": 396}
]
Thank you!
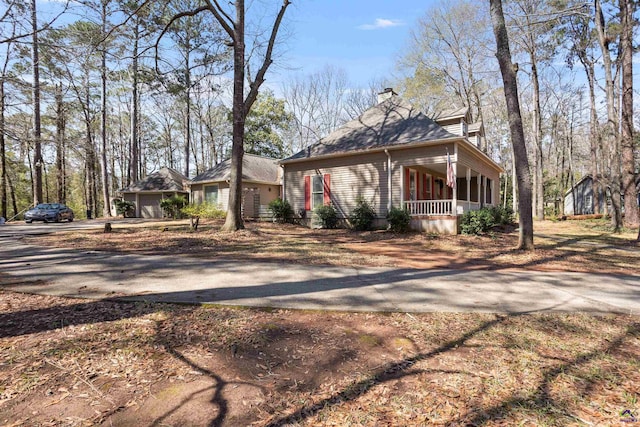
[
  {"left": 404, "top": 200, "right": 453, "bottom": 216},
  {"left": 403, "top": 200, "right": 485, "bottom": 216},
  {"left": 460, "top": 202, "right": 481, "bottom": 214}
]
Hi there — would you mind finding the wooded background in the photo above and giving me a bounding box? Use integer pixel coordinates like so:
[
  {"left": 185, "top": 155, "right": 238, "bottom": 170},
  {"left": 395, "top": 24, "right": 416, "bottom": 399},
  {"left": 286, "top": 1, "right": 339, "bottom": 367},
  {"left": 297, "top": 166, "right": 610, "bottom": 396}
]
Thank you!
[{"left": 0, "top": 0, "right": 637, "bottom": 230}]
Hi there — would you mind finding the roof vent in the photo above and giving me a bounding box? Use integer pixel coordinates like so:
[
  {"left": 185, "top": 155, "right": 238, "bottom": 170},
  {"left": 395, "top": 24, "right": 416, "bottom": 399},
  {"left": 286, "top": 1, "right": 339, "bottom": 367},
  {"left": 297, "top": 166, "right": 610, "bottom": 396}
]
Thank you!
[{"left": 377, "top": 87, "right": 397, "bottom": 104}]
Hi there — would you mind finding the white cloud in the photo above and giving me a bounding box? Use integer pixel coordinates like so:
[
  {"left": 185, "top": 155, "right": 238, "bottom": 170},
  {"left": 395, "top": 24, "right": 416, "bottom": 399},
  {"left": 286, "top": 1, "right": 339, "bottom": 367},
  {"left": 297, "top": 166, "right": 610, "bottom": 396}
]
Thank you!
[{"left": 357, "top": 18, "right": 404, "bottom": 31}]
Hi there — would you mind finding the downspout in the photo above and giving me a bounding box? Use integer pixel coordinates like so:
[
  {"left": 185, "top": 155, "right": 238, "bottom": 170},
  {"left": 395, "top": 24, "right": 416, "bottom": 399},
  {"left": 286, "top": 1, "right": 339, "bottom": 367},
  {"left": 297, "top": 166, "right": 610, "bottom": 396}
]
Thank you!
[{"left": 385, "top": 149, "right": 392, "bottom": 212}]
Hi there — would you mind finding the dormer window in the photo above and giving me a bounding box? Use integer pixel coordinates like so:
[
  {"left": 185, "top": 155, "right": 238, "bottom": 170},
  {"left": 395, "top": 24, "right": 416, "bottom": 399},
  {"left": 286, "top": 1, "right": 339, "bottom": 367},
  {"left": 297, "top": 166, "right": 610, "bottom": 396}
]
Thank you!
[{"left": 462, "top": 120, "right": 468, "bottom": 136}]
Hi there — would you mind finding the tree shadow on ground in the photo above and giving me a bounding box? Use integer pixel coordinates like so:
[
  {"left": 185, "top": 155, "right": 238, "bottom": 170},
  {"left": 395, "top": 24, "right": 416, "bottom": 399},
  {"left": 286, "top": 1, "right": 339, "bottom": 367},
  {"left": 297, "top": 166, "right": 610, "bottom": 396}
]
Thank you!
[{"left": 262, "top": 313, "right": 640, "bottom": 426}]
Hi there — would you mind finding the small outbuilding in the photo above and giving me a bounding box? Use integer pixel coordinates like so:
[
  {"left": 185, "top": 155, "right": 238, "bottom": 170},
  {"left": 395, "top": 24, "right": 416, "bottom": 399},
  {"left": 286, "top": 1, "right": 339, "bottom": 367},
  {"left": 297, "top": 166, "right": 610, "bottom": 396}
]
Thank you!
[
  {"left": 118, "top": 167, "right": 190, "bottom": 218},
  {"left": 189, "top": 154, "right": 281, "bottom": 219}
]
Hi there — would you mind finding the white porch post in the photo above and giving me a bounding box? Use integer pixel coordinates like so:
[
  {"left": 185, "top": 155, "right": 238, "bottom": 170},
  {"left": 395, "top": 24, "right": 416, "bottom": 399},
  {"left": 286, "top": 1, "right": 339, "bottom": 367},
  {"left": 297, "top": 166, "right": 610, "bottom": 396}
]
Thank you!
[
  {"left": 400, "top": 165, "right": 405, "bottom": 208},
  {"left": 477, "top": 173, "right": 481, "bottom": 206},
  {"left": 483, "top": 176, "right": 487, "bottom": 207},
  {"left": 491, "top": 178, "right": 495, "bottom": 205},
  {"left": 385, "top": 150, "right": 392, "bottom": 212},
  {"left": 466, "top": 167, "right": 471, "bottom": 211},
  {"left": 451, "top": 143, "right": 458, "bottom": 215}
]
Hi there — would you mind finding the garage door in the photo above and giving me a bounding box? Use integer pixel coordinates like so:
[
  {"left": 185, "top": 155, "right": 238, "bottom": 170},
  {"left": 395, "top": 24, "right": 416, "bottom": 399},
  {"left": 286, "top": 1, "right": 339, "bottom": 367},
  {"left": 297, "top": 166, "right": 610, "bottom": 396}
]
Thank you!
[{"left": 139, "top": 194, "right": 163, "bottom": 218}]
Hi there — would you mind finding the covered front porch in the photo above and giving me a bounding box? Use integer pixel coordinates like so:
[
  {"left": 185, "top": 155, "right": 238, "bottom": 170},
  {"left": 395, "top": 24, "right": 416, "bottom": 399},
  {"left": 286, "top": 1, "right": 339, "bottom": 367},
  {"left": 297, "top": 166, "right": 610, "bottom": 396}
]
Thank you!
[{"left": 399, "top": 161, "right": 496, "bottom": 233}]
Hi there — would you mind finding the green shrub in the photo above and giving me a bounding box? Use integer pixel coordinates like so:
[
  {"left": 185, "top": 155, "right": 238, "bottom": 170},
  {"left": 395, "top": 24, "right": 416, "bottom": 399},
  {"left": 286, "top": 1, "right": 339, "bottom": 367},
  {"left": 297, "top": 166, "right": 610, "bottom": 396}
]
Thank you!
[
  {"left": 160, "top": 195, "right": 187, "bottom": 219},
  {"left": 460, "top": 208, "right": 495, "bottom": 235},
  {"left": 268, "top": 198, "right": 294, "bottom": 223},
  {"left": 386, "top": 206, "right": 411, "bottom": 233},
  {"left": 181, "top": 203, "right": 226, "bottom": 220},
  {"left": 489, "top": 205, "right": 514, "bottom": 225},
  {"left": 350, "top": 196, "right": 376, "bottom": 231},
  {"left": 114, "top": 199, "right": 135, "bottom": 217},
  {"left": 313, "top": 204, "right": 338, "bottom": 229}
]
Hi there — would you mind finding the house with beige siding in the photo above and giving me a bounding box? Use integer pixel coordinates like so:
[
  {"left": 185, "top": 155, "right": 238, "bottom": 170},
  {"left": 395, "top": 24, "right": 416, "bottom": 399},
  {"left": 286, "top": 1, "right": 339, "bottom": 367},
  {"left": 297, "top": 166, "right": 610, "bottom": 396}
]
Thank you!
[
  {"left": 118, "top": 167, "right": 189, "bottom": 218},
  {"left": 280, "top": 89, "right": 503, "bottom": 234},
  {"left": 190, "top": 154, "right": 281, "bottom": 218}
]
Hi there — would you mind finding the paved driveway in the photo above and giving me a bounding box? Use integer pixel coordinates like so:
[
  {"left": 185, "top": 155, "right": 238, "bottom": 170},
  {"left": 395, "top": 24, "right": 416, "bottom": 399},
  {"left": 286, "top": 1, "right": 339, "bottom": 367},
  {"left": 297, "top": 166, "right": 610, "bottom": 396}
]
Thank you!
[{"left": 1, "top": 232, "right": 638, "bottom": 314}]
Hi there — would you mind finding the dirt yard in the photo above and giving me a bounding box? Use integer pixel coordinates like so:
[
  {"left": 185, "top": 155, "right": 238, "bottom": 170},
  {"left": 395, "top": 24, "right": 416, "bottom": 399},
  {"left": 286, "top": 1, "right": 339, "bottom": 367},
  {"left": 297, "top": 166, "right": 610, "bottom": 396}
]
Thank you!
[
  {"left": 1, "top": 291, "right": 639, "bottom": 426},
  {"left": 2, "top": 218, "right": 639, "bottom": 426},
  {"left": 29, "top": 217, "right": 640, "bottom": 275}
]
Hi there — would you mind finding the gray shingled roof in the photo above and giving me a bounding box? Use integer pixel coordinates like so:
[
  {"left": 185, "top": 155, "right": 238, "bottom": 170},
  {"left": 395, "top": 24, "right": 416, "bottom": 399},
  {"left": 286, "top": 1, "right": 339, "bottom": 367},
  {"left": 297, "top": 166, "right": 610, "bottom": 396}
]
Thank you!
[
  {"left": 283, "top": 96, "right": 458, "bottom": 161},
  {"left": 434, "top": 106, "right": 469, "bottom": 121},
  {"left": 468, "top": 122, "right": 483, "bottom": 134},
  {"left": 119, "top": 167, "right": 188, "bottom": 193},
  {"left": 191, "top": 154, "right": 279, "bottom": 184}
]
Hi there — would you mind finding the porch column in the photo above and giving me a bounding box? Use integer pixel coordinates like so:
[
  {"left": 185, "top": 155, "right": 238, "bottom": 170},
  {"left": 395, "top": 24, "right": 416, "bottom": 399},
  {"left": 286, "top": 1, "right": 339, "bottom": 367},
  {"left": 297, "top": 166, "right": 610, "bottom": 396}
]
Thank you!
[
  {"left": 466, "top": 167, "right": 471, "bottom": 211},
  {"left": 400, "top": 165, "right": 405, "bottom": 206},
  {"left": 482, "top": 176, "right": 487, "bottom": 207},
  {"left": 491, "top": 179, "right": 496, "bottom": 206},
  {"left": 451, "top": 143, "right": 457, "bottom": 215},
  {"left": 477, "top": 173, "right": 482, "bottom": 206}
]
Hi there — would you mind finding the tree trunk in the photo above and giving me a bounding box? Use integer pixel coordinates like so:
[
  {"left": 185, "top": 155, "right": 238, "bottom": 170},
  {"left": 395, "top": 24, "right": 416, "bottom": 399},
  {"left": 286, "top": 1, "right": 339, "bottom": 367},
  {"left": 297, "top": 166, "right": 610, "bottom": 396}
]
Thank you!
[
  {"left": 530, "top": 56, "right": 544, "bottom": 220},
  {"left": 129, "top": 19, "right": 139, "bottom": 184},
  {"left": 511, "top": 148, "right": 517, "bottom": 214},
  {"left": 100, "top": 2, "right": 111, "bottom": 217},
  {"left": 620, "top": 0, "right": 638, "bottom": 228},
  {"left": 221, "top": 0, "right": 246, "bottom": 232},
  {"left": 579, "top": 54, "right": 601, "bottom": 214},
  {"left": 31, "top": 0, "right": 43, "bottom": 206},
  {"left": 7, "top": 172, "right": 17, "bottom": 217},
  {"left": 0, "top": 79, "right": 6, "bottom": 219},
  {"left": 55, "top": 83, "right": 65, "bottom": 203},
  {"left": 595, "top": 0, "right": 622, "bottom": 230},
  {"left": 490, "top": 0, "right": 534, "bottom": 250},
  {"left": 184, "top": 38, "right": 191, "bottom": 178},
  {"left": 85, "top": 77, "right": 96, "bottom": 218}
]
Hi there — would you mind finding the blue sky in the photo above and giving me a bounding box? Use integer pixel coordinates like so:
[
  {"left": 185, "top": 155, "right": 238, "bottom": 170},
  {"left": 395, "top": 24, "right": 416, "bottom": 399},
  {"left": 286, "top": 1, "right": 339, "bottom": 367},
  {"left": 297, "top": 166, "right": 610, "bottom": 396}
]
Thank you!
[
  {"left": 271, "top": 0, "right": 432, "bottom": 87},
  {"left": 38, "top": 0, "right": 431, "bottom": 89}
]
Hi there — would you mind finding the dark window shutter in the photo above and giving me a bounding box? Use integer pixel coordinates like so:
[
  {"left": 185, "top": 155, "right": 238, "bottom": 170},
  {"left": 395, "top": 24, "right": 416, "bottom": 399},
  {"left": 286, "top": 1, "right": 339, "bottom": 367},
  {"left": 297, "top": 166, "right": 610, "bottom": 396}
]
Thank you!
[
  {"left": 404, "top": 168, "right": 410, "bottom": 201},
  {"left": 323, "top": 174, "right": 331, "bottom": 205}
]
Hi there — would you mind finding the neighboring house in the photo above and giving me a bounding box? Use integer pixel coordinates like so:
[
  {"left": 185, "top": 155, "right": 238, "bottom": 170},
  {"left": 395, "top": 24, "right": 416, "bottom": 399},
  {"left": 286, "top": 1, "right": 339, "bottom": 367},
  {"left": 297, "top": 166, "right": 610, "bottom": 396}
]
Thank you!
[
  {"left": 190, "top": 154, "right": 281, "bottom": 218},
  {"left": 564, "top": 174, "right": 640, "bottom": 216},
  {"left": 279, "top": 89, "right": 503, "bottom": 234},
  {"left": 563, "top": 175, "right": 605, "bottom": 216},
  {"left": 118, "top": 167, "right": 189, "bottom": 218}
]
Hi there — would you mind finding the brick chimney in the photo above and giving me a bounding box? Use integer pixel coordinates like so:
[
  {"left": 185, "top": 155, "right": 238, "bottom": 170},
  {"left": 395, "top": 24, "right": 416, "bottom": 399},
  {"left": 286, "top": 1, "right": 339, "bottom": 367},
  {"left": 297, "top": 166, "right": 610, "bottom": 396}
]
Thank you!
[{"left": 377, "top": 87, "right": 397, "bottom": 104}]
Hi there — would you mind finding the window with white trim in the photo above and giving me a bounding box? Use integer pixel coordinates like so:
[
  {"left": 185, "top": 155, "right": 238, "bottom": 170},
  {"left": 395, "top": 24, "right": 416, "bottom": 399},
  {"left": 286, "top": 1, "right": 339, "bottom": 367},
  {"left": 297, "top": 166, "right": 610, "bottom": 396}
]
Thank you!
[
  {"left": 312, "top": 175, "right": 324, "bottom": 208},
  {"left": 204, "top": 185, "right": 218, "bottom": 204}
]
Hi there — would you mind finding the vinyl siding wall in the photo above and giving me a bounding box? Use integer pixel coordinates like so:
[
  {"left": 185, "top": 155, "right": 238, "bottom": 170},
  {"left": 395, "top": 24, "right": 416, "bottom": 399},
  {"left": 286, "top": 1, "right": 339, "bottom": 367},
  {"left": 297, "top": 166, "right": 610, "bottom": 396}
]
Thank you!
[
  {"left": 285, "top": 152, "right": 389, "bottom": 218},
  {"left": 191, "top": 182, "right": 230, "bottom": 211},
  {"left": 191, "top": 181, "right": 280, "bottom": 216}
]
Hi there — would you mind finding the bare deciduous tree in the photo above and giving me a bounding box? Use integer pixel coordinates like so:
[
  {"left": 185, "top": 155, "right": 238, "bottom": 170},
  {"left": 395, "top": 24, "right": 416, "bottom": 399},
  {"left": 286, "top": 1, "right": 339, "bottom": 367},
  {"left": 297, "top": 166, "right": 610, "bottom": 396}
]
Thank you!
[
  {"left": 620, "top": 0, "right": 637, "bottom": 229},
  {"left": 159, "top": 0, "right": 291, "bottom": 231},
  {"left": 490, "top": 0, "right": 534, "bottom": 250}
]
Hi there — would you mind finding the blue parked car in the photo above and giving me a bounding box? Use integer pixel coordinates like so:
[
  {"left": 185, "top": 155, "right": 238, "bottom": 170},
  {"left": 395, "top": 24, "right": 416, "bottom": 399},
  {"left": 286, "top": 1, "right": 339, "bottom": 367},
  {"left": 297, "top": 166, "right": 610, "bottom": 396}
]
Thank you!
[{"left": 25, "top": 203, "right": 74, "bottom": 223}]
